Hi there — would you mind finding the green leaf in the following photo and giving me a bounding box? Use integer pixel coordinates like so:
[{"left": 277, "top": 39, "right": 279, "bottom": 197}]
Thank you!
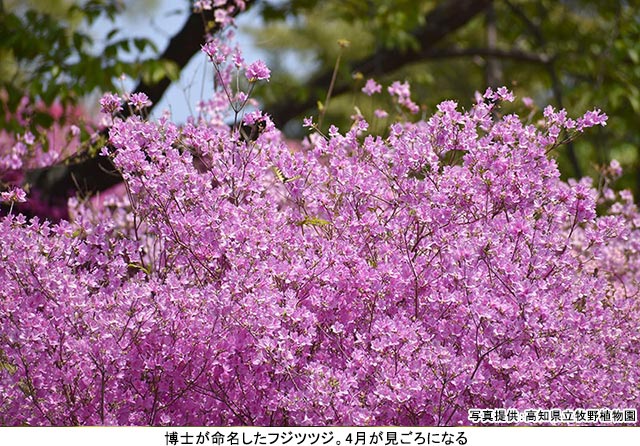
[
  {"left": 106, "top": 28, "right": 120, "bottom": 41},
  {"left": 297, "top": 216, "right": 331, "bottom": 227},
  {"left": 72, "top": 33, "right": 85, "bottom": 52},
  {"left": 0, "top": 350, "right": 17, "bottom": 375},
  {"left": 133, "top": 37, "right": 149, "bottom": 53},
  {"left": 141, "top": 60, "right": 167, "bottom": 84},
  {"left": 161, "top": 59, "right": 180, "bottom": 82},
  {"left": 71, "top": 228, "right": 85, "bottom": 238},
  {"left": 127, "top": 263, "right": 151, "bottom": 276},
  {"left": 271, "top": 166, "right": 301, "bottom": 183}
]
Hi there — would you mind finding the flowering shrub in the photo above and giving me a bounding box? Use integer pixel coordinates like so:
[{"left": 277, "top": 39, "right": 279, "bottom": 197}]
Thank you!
[
  {"left": 0, "top": 92, "right": 93, "bottom": 172},
  {"left": 0, "top": 92, "right": 98, "bottom": 220},
  {"left": 1, "top": 37, "right": 639, "bottom": 426}
]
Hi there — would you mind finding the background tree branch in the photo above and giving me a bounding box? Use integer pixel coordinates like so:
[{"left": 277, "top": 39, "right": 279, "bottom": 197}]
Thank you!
[
  {"left": 265, "top": 0, "right": 493, "bottom": 127},
  {"left": 422, "top": 47, "right": 551, "bottom": 64}
]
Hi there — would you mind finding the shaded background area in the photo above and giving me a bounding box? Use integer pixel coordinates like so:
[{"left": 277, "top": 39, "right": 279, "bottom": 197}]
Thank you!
[{"left": 2, "top": 0, "right": 640, "bottom": 217}]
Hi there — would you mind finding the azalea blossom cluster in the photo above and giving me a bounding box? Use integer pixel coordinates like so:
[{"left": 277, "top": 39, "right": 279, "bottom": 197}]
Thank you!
[
  {"left": 0, "top": 93, "right": 88, "bottom": 174},
  {"left": 0, "top": 92, "right": 96, "bottom": 219},
  {"left": 1, "top": 42, "right": 640, "bottom": 426},
  {"left": 192, "top": 0, "right": 248, "bottom": 27}
]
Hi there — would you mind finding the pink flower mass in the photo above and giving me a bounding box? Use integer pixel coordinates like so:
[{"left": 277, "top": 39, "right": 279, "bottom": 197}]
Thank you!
[
  {"left": 245, "top": 60, "right": 271, "bottom": 82},
  {"left": 0, "top": 36, "right": 639, "bottom": 426},
  {"left": 362, "top": 79, "right": 382, "bottom": 96}
]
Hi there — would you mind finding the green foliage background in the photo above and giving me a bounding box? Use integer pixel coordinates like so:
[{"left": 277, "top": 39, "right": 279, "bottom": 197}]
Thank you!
[{"left": 249, "top": 0, "right": 640, "bottom": 193}]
